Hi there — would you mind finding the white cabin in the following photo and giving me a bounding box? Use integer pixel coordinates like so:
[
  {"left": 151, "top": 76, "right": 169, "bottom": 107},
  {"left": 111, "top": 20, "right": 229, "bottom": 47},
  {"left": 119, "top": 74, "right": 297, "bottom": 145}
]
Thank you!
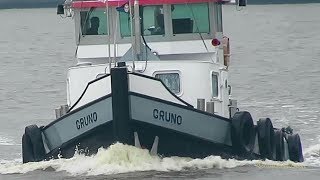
[{"left": 64, "top": 0, "right": 232, "bottom": 118}]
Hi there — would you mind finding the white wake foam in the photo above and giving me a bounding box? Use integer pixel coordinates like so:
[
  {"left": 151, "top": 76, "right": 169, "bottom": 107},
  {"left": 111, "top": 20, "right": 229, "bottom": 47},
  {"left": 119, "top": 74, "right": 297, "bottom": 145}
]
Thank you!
[
  {"left": 303, "top": 144, "right": 320, "bottom": 167},
  {"left": 0, "top": 143, "right": 308, "bottom": 176}
]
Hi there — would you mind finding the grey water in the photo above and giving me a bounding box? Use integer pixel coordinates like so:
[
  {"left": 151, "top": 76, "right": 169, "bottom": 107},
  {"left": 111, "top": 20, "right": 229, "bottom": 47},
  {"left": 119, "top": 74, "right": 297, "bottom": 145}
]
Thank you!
[{"left": 0, "top": 4, "right": 320, "bottom": 179}]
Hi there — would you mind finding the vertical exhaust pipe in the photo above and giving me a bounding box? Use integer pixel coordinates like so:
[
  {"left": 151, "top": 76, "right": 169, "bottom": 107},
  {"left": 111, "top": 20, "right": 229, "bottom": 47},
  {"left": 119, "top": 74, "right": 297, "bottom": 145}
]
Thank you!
[
  {"left": 206, "top": 101, "right": 215, "bottom": 114},
  {"left": 197, "top": 99, "right": 205, "bottom": 111}
]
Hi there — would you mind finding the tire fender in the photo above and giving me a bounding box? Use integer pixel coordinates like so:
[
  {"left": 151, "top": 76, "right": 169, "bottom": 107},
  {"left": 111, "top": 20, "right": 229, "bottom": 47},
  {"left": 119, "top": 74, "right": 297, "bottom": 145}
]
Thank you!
[
  {"left": 274, "top": 129, "right": 285, "bottom": 161},
  {"left": 231, "top": 111, "right": 255, "bottom": 154},
  {"left": 257, "top": 118, "right": 275, "bottom": 160},
  {"left": 22, "top": 125, "right": 46, "bottom": 163},
  {"left": 22, "top": 134, "right": 34, "bottom": 163},
  {"left": 287, "top": 133, "right": 304, "bottom": 162}
]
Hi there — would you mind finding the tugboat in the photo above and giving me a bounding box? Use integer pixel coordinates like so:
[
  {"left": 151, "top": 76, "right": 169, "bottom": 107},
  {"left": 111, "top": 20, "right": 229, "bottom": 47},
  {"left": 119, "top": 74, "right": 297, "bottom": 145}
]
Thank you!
[{"left": 22, "top": 0, "right": 304, "bottom": 163}]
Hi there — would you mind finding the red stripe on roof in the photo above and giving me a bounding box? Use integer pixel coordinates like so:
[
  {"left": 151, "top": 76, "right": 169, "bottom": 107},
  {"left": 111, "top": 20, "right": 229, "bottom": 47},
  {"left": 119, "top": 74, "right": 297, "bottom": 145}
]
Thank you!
[{"left": 71, "top": 0, "right": 230, "bottom": 8}]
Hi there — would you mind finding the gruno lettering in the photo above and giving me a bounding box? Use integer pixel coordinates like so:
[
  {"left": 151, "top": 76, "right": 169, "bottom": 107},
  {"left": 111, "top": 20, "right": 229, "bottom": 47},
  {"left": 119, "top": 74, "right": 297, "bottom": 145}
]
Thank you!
[
  {"left": 76, "top": 112, "right": 98, "bottom": 130},
  {"left": 153, "top": 109, "right": 182, "bottom": 125}
]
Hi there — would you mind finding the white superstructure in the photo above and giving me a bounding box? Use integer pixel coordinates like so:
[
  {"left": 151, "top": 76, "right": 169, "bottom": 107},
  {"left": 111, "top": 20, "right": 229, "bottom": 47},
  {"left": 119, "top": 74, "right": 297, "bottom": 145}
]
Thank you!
[{"left": 65, "top": 0, "right": 232, "bottom": 118}]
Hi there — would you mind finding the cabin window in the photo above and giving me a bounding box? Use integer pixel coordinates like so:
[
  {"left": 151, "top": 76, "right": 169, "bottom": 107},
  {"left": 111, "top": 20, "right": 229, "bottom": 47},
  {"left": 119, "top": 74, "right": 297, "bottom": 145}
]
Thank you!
[
  {"left": 119, "top": 5, "right": 164, "bottom": 37},
  {"left": 119, "top": 10, "right": 132, "bottom": 37},
  {"left": 80, "top": 9, "right": 108, "bottom": 35},
  {"left": 141, "top": 6, "right": 165, "bottom": 36},
  {"left": 171, "top": 3, "right": 209, "bottom": 34},
  {"left": 155, "top": 73, "right": 180, "bottom": 94},
  {"left": 213, "top": 3, "right": 223, "bottom": 32},
  {"left": 212, "top": 73, "right": 219, "bottom": 97}
]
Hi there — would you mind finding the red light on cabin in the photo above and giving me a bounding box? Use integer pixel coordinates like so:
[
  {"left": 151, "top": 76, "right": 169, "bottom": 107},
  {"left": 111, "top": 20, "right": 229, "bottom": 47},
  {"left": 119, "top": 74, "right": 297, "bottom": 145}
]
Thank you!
[{"left": 211, "top": 39, "right": 220, "bottom": 46}]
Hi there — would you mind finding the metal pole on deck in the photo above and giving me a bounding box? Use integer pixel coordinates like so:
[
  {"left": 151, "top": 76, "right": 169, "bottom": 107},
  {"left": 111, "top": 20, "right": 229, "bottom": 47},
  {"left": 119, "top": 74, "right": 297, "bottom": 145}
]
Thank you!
[
  {"left": 129, "top": 0, "right": 135, "bottom": 70},
  {"left": 106, "top": 0, "right": 112, "bottom": 70},
  {"left": 197, "top": 99, "right": 205, "bottom": 111},
  {"left": 130, "top": 0, "right": 141, "bottom": 71},
  {"left": 134, "top": 0, "right": 141, "bottom": 57},
  {"left": 113, "top": 5, "right": 118, "bottom": 66},
  {"left": 206, "top": 101, "right": 215, "bottom": 114}
]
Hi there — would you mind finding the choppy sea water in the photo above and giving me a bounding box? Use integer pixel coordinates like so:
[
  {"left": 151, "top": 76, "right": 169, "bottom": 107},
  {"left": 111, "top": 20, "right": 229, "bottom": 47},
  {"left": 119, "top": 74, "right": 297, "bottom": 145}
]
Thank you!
[{"left": 0, "top": 4, "right": 320, "bottom": 179}]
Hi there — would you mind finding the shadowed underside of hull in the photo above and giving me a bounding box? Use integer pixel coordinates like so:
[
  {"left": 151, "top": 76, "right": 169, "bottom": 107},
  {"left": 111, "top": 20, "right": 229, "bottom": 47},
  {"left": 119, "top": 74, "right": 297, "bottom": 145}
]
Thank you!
[
  {"left": 46, "top": 122, "right": 115, "bottom": 159},
  {"left": 45, "top": 120, "right": 255, "bottom": 160}
]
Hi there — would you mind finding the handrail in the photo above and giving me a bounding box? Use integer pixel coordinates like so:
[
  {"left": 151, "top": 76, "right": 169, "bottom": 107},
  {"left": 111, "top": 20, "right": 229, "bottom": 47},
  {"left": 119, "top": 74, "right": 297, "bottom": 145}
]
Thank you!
[
  {"left": 129, "top": 72, "right": 193, "bottom": 107},
  {"left": 71, "top": 0, "right": 231, "bottom": 8},
  {"left": 68, "top": 70, "right": 194, "bottom": 112},
  {"left": 68, "top": 73, "right": 111, "bottom": 112}
]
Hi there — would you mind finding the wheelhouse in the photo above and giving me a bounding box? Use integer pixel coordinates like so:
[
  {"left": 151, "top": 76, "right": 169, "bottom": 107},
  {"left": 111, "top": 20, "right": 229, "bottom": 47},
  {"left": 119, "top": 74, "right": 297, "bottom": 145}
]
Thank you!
[{"left": 70, "top": 0, "right": 226, "bottom": 61}]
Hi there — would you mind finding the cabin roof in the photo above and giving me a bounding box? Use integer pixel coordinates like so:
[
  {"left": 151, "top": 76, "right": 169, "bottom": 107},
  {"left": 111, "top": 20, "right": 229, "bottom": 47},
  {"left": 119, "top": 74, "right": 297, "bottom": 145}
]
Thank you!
[{"left": 71, "top": 0, "right": 230, "bottom": 8}]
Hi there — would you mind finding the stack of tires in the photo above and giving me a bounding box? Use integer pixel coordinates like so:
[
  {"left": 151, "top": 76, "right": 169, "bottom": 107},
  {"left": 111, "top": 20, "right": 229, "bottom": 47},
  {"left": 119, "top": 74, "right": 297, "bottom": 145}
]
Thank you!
[{"left": 231, "top": 111, "right": 304, "bottom": 162}]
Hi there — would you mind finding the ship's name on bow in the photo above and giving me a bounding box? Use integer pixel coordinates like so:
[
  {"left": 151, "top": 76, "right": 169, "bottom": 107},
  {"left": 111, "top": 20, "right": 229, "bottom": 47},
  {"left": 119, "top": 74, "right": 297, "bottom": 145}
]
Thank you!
[
  {"left": 76, "top": 112, "right": 98, "bottom": 130},
  {"left": 153, "top": 109, "right": 182, "bottom": 125}
]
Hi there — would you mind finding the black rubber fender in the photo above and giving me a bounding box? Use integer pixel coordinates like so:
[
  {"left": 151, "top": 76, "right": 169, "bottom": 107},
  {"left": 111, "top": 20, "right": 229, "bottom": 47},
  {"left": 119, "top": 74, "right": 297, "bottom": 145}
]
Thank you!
[
  {"left": 274, "top": 129, "right": 285, "bottom": 161},
  {"left": 257, "top": 118, "right": 275, "bottom": 160},
  {"left": 22, "top": 125, "right": 46, "bottom": 163},
  {"left": 231, "top": 111, "right": 255, "bottom": 154},
  {"left": 22, "top": 134, "right": 34, "bottom": 163},
  {"left": 287, "top": 133, "right": 304, "bottom": 162}
]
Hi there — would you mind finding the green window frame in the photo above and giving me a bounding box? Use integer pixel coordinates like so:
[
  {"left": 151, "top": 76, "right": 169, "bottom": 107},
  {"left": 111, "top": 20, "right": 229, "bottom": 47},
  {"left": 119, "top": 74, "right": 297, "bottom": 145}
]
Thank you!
[
  {"left": 171, "top": 3, "right": 210, "bottom": 34},
  {"left": 119, "top": 5, "right": 165, "bottom": 37},
  {"left": 80, "top": 9, "right": 108, "bottom": 35}
]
